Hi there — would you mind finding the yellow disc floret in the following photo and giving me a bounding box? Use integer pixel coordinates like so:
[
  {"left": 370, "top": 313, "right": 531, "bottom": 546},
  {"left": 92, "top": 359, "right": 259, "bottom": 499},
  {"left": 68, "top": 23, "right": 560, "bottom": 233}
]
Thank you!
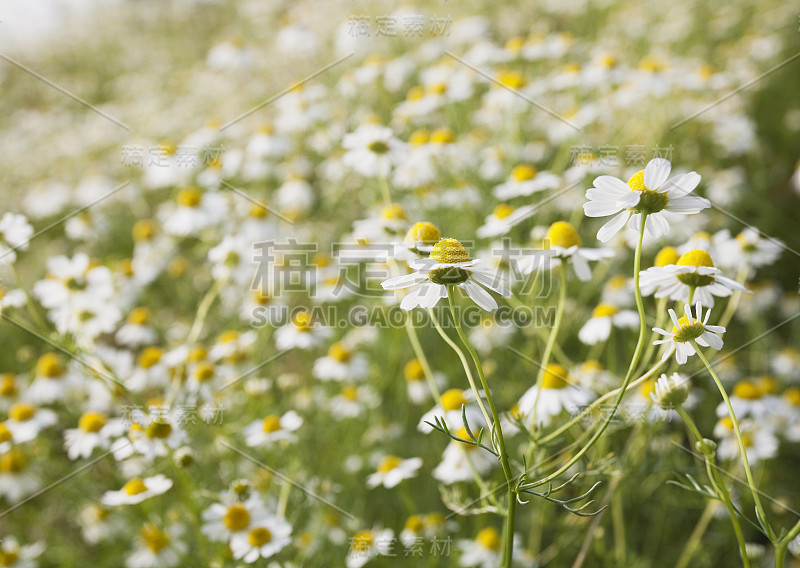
[
  {"left": 476, "top": 527, "right": 502, "bottom": 550},
  {"left": 262, "top": 415, "right": 282, "bottom": 433},
  {"left": 377, "top": 456, "right": 402, "bottom": 473},
  {"left": 654, "top": 246, "right": 680, "bottom": 267},
  {"left": 733, "top": 380, "right": 762, "bottom": 400},
  {"left": 9, "top": 402, "right": 35, "bottom": 422},
  {"left": 440, "top": 389, "right": 467, "bottom": 411},
  {"left": 404, "top": 222, "right": 441, "bottom": 246},
  {"left": 381, "top": 204, "right": 406, "bottom": 220},
  {"left": 592, "top": 303, "right": 619, "bottom": 318},
  {"left": 224, "top": 503, "right": 251, "bottom": 532},
  {"left": 676, "top": 249, "right": 716, "bottom": 287},
  {"left": 248, "top": 527, "right": 273, "bottom": 547},
  {"left": 540, "top": 364, "right": 570, "bottom": 390},
  {"left": 177, "top": 188, "right": 202, "bottom": 208},
  {"left": 429, "top": 238, "right": 471, "bottom": 264},
  {"left": 404, "top": 359, "right": 425, "bottom": 382},
  {"left": 510, "top": 164, "right": 536, "bottom": 182},
  {"left": 493, "top": 204, "right": 514, "bottom": 220},
  {"left": 123, "top": 478, "right": 149, "bottom": 495},
  {"left": 545, "top": 221, "right": 581, "bottom": 249},
  {"left": 36, "top": 353, "right": 64, "bottom": 378},
  {"left": 79, "top": 411, "right": 107, "bottom": 433},
  {"left": 328, "top": 342, "right": 351, "bottom": 363},
  {"left": 141, "top": 523, "right": 169, "bottom": 553}
]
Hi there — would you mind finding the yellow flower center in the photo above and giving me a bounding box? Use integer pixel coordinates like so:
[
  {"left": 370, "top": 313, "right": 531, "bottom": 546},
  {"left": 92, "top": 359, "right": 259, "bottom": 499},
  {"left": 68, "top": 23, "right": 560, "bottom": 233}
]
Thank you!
[
  {"left": 249, "top": 203, "right": 269, "bottom": 217},
  {"left": 409, "top": 129, "right": 430, "bottom": 146},
  {"left": 224, "top": 503, "right": 251, "bottom": 532},
  {"left": 123, "top": 478, "right": 149, "bottom": 495},
  {"left": 404, "top": 222, "right": 441, "bottom": 246},
  {"left": 639, "top": 378, "right": 656, "bottom": 398},
  {"left": 719, "top": 416, "right": 734, "bottom": 430},
  {"left": 132, "top": 219, "right": 156, "bottom": 242},
  {"left": 188, "top": 346, "right": 207, "bottom": 361},
  {"left": 671, "top": 316, "right": 706, "bottom": 342},
  {"left": 626, "top": 170, "right": 669, "bottom": 213},
  {"left": 405, "top": 515, "right": 424, "bottom": 533},
  {"left": 145, "top": 421, "right": 173, "bottom": 439},
  {"left": 0, "top": 374, "right": 17, "bottom": 397},
  {"left": 733, "top": 380, "right": 762, "bottom": 400},
  {"left": 293, "top": 311, "right": 313, "bottom": 331},
  {"left": 757, "top": 376, "right": 779, "bottom": 394},
  {"left": 219, "top": 330, "right": 239, "bottom": 343},
  {"left": 627, "top": 170, "right": 647, "bottom": 192},
  {"left": 425, "top": 512, "right": 445, "bottom": 527},
  {"left": 497, "top": 70, "right": 526, "bottom": 89},
  {"left": 581, "top": 360, "right": 603, "bottom": 372},
  {"left": 592, "top": 303, "right": 619, "bottom": 318},
  {"left": 195, "top": 362, "right": 215, "bottom": 382},
  {"left": 476, "top": 527, "right": 502, "bottom": 550},
  {"left": 353, "top": 530, "right": 373, "bottom": 548},
  {"left": 0, "top": 551, "right": 19, "bottom": 566},
  {"left": 406, "top": 86, "right": 425, "bottom": 101},
  {"left": 36, "top": 353, "right": 64, "bottom": 378},
  {"left": 9, "top": 403, "right": 35, "bottom": 422},
  {"left": 341, "top": 386, "right": 359, "bottom": 401},
  {"left": 0, "top": 423, "right": 11, "bottom": 444},
  {"left": 541, "top": 364, "right": 570, "bottom": 389},
  {"left": 429, "top": 238, "right": 471, "bottom": 263},
  {"left": 654, "top": 246, "right": 680, "bottom": 267},
  {"left": 428, "top": 83, "right": 447, "bottom": 95},
  {"left": 128, "top": 307, "right": 150, "bottom": 325},
  {"left": 545, "top": 221, "right": 581, "bottom": 249},
  {"left": 138, "top": 346, "right": 163, "bottom": 369},
  {"left": 440, "top": 389, "right": 467, "bottom": 411},
  {"left": 493, "top": 203, "right": 514, "bottom": 220},
  {"left": 378, "top": 455, "right": 402, "bottom": 473},
  {"left": 248, "top": 527, "right": 273, "bottom": 547},
  {"left": 783, "top": 387, "right": 800, "bottom": 406},
  {"left": 328, "top": 342, "right": 351, "bottom": 363},
  {"left": 676, "top": 250, "right": 716, "bottom": 287},
  {"left": 141, "top": 523, "right": 169, "bottom": 553},
  {"left": 262, "top": 415, "right": 282, "bottom": 433},
  {"left": 381, "top": 204, "right": 406, "bottom": 220},
  {"left": 404, "top": 359, "right": 425, "bottom": 382},
  {"left": 455, "top": 427, "right": 476, "bottom": 449},
  {"left": 511, "top": 164, "right": 536, "bottom": 182},
  {"left": 0, "top": 448, "right": 26, "bottom": 473},
  {"left": 79, "top": 411, "right": 107, "bottom": 433},
  {"left": 430, "top": 128, "right": 454, "bottom": 144},
  {"left": 177, "top": 188, "right": 202, "bottom": 208}
]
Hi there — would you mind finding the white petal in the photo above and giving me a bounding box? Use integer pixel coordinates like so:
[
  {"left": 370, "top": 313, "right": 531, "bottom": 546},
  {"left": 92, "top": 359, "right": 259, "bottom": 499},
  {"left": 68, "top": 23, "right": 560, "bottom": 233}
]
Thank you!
[
  {"left": 702, "top": 331, "right": 724, "bottom": 350},
  {"left": 571, "top": 253, "right": 592, "bottom": 282},
  {"left": 661, "top": 172, "right": 701, "bottom": 197},
  {"left": 584, "top": 199, "right": 623, "bottom": 217},
  {"left": 470, "top": 269, "right": 511, "bottom": 297},
  {"left": 596, "top": 211, "right": 630, "bottom": 242},
  {"left": 616, "top": 192, "right": 641, "bottom": 208},
  {"left": 462, "top": 280, "right": 497, "bottom": 311},
  {"left": 666, "top": 195, "right": 710, "bottom": 213},
  {"left": 400, "top": 285, "right": 426, "bottom": 310},
  {"left": 644, "top": 158, "right": 671, "bottom": 189},
  {"left": 592, "top": 175, "right": 632, "bottom": 196},
  {"left": 382, "top": 272, "right": 428, "bottom": 290},
  {"left": 645, "top": 213, "right": 670, "bottom": 238}
]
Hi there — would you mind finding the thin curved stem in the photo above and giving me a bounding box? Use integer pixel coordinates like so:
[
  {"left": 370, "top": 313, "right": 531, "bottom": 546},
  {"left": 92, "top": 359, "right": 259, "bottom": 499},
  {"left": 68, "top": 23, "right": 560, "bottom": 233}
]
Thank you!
[{"left": 693, "top": 343, "right": 775, "bottom": 542}]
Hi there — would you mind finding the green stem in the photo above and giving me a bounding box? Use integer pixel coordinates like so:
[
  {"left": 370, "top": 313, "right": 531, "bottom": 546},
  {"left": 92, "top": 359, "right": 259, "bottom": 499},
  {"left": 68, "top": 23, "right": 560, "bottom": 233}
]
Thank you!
[
  {"left": 718, "top": 264, "right": 749, "bottom": 329},
  {"left": 639, "top": 296, "right": 667, "bottom": 374},
  {"left": 693, "top": 343, "right": 775, "bottom": 542},
  {"left": 524, "top": 214, "right": 650, "bottom": 488},
  {"left": 775, "top": 517, "right": 800, "bottom": 568},
  {"left": 674, "top": 501, "right": 718, "bottom": 568},
  {"left": 10, "top": 263, "right": 49, "bottom": 332},
  {"left": 446, "top": 288, "right": 516, "bottom": 568},
  {"left": 405, "top": 315, "right": 441, "bottom": 401},
  {"left": 377, "top": 174, "right": 392, "bottom": 207}
]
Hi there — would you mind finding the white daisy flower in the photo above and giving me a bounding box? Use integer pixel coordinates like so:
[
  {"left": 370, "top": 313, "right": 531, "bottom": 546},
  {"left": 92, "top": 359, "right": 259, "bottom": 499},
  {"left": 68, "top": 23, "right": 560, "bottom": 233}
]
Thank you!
[
  {"left": 521, "top": 221, "right": 612, "bottom": 282},
  {"left": 0, "top": 447, "right": 40, "bottom": 503},
  {"left": 475, "top": 203, "right": 536, "bottom": 239},
  {"left": 0, "top": 537, "right": 44, "bottom": 568},
  {"left": 0, "top": 212, "right": 33, "bottom": 265},
  {"left": 492, "top": 164, "right": 561, "bottom": 200},
  {"left": 458, "top": 527, "right": 523, "bottom": 568},
  {"left": 63, "top": 410, "right": 124, "bottom": 460},
  {"left": 126, "top": 523, "right": 187, "bottom": 568},
  {"left": 110, "top": 418, "right": 187, "bottom": 462},
  {"left": 346, "top": 527, "right": 395, "bottom": 568},
  {"left": 653, "top": 302, "right": 726, "bottom": 364},
  {"left": 714, "top": 417, "right": 778, "bottom": 465},
  {"left": 312, "top": 342, "right": 368, "bottom": 382},
  {"left": 715, "top": 227, "right": 783, "bottom": 272},
  {"left": 578, "top": 303, "right": 639, "bottom": 345},
  {"left": 342, "top": 123, "right": 406, "bottom": 178},
  {"left": 366, "top": 455, "right": 423, "bottom": 488},
  {"left": 328, "top": 384, "right": 380, "bottom": 419},
  {"left": 418, "top": 388, "right": 488, "bottom": 434},
  {"left": 381, "top": 238, "right": 511, "bottom": 311},
  {"left": 161, "top": 187, "right": 227, "bottom": 237},
  {"left": 201, "top": 496, "right": 270, "bottom": 542},
  {"left": 639, "top": 249, "right": 750, "bottom": 307},
  {"left": 4, "top": 401, "right": 57, "bottom": 443},
  {"left": 229, "top": 515, "right": 292, "bottom": 563},
  {"left": 517, "top": 364, "right": 593, "bottom": 428},
  {"left": 208, "top": 330, "right": 257, "bottom": 364},
  {"left": 391, "top": 221, "right": 441, "bottom": 263},
  {"left": 115, "top": 308, "right": 157, "bottom": 347},
  {"left": 432, "top": 428, "right": 497, "bottom": 485},
  {"left": 243, "top": 410, "right": 303, "bottom": 447},
  {"left": 101, "top": 474, "right": 173, "bottom": 506},
  {"left": 275, "top": 310, "right": 332, "bottom": 350},
  {"left": 584, "top": 158, "right": 710, "bottom": 242},
  {"left": 714, "top": 379, "right": 781, "bottom": 421},
  {"left": 650, "top": 373, "right": 690, "bottom": 410}
]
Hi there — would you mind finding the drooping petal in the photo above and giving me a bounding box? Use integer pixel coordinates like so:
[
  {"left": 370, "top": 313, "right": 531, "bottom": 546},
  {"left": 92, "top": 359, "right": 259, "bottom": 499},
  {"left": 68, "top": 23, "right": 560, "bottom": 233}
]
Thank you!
[
  {"left": 645, "top": 213, "right": 670, "bottom": 238},
  {"left": 616, "top": 191, "right": 641, "bottom": 209},
  {"left": 470, "top": 269, "right": 511, "bottom": 297},
  {"left": 661, "top": 172, "right": 701, "bottom": 197},
  {"left": 666, "top": 195, "right": 711, "bottom": 213},
  {"left": 584, "top": 198, "right": 623, "bottom": 217},
  {"left": 702, "top": 331, "right": 724, "bottom": 350},
  {"left": 596, "top": 211, "right": 631, "bottom": 242},
  {"left": 382, "top": 272, "right": 429, "bottom": 290},
  {"left": 571, "top": 253, "right": 592, "bottom": 282},
  {"left": 462, "top": 279, "right": 498, "bottom": 311}
]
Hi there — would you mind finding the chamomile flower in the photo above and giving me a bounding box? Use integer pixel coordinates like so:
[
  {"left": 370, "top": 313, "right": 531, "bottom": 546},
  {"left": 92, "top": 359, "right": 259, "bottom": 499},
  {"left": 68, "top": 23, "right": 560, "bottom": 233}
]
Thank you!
[
  {"left": 381, "top": 238, "right": 511, "bottom": 311},
  {"left": 101, "top": 474, "right": 173, "bottom": 506},
  {"left": 0, "top": 537, "right": 44, "bottom": 568},
  {"left": 161, "top": 187, "right": 227, "bottom": 237},
  {"left": 578, "top": 303, "right": 639, "bottom": 345},
  {"left": 275, "top": 310, "right": 332, "bottom": 350},
  {"left": 346, "top": 527, "right": 395, "bottom": 568},
  {"left": 0, "top": 447, "right": 39, "bottom": 502},
  {"left": 476, "top": 203, "right": 535, "bottom": 238},
  {"left": 63, "top": 410, "right": 123, "bottom": 460},
  {"left": 4, "top": 401, "right": 57, "bottom": 443},
  {"left": 229, "top": 516, "right": 292, "bottom": 563},
  {"left": 492, "top": 164, "right": 561, "bottom": 199},
  {"left": 418, "top": 388, "right": 488, "bottom": 434},
  {"left": 392, "top": 221, "right": 442, "bottom": 262},
  {"left": 366, "top": 455, "right": 423, "bottom": 488},
  {"left": 714, "top": 417, "right": 778, "bottom": 464},
  {"left": 458, "top": 527, "right": 523, "bottom": 568},
  {"left": 715, "top": 227, "right": 783, "bottom": 272},
  {"left": 329, "top": 384, "right": 380, "bottom": 419},
  {"left": 639, "top": 249, "right": 749, "bottom": 307},
  {"left": 342, "top": 124, "right": 406, "bottom": 177},
  {"left": 521, "top": 221, "right": 612, "bottom": 282},
  {"left": 243, "top": 410, "right": 303, "bottom": 447},
  {"left": 111, "top": 417, "right": 187, "bottom": 461},
  {"left": 126, "top": 523, "right": 186, "bottom": 568},
  {"left": 715, "top": 379, "right": 781, "bottom": 420},
  {"left": 584, "top": 158, "right": 710, "bottom": 242},
  {"left": 0, "top": 212, "right": 33, "bottom": 265},
  {"left": 432, "top": 427, "right": 497, "bottom": 484},
  {"left": 517, "top": 364, "right": 593, "bottom": 428},
  {"left": 202, "top": 496, "right": 270, "bottom": 542},
  {"left": 312, "top": 342, "right": 368, "bottom": 382},
  {"left": 115, "top": 308, "right": 157, "bottom": 347},
  {"left": 653, "top": 302, "right": 726, "bottom": 364}
]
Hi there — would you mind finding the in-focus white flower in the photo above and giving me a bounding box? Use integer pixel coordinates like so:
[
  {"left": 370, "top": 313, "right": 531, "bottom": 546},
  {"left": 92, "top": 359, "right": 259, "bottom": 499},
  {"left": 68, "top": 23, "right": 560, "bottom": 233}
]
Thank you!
[
  {"left": 101, "top": 474, "right": 173, "bottom": 506},
  {"left": 578, "top": 303, "right": 639, "bottom": 345},
  {"left": 229, "top": 515, "right": 292, "bottom": 563},
  {"left": 584, "top": 158, "right": 710, "bottom": 242},
  {"left": 653, "top": 302, "right": 725, "bottom": 364},
  {"left": 382, "top": 238, "right": 510, "bottom": 311},
  {"left": 639, "top": 249, "right": 750, "bottom": 307},
  {"left": 366, "top": 455, "right": 423, "bottom": 488},
  {"left": 521, "top": 221, "right": 611, "bottom": 282}
]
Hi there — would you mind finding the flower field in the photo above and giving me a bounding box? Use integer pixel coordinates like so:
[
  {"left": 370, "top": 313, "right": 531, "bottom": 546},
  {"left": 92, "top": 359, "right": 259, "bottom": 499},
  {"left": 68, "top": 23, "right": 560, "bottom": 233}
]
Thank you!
[{"left": 1, "top": 0, "right": 799, "bottom": 566}]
